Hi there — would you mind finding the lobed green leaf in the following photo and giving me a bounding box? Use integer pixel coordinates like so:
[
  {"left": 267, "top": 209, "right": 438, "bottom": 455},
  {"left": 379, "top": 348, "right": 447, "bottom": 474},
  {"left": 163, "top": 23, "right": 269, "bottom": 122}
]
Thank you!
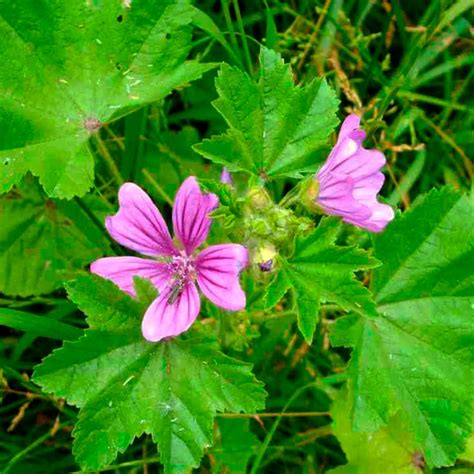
[
  {"left": 194, "top": 47, "right": 340, "bottom": 179},
  {"left": 265, "top": 218, "right": 379, "bottom": 344},
  {"left": 331, "top": 187, "right": 474, "bottom": 467},
  {"left": 0, "top": 0, "right": 215, "bottom": 198},
  {"left": 33, "top": 275, "right": 266, "bottom": 472}
]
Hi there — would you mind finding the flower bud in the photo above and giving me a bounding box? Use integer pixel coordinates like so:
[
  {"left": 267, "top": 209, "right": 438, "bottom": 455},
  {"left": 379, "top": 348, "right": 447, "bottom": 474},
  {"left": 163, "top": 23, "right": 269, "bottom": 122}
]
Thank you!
[
  {"left": 247, "top": 186, "right": 272, "bottom": 209},
  {"left": 299, "top": 177, "right": 322, "bottom": 214},
  {"left": 258, "top": 260, "right": 273, "bottom": 272},
  {"left": 255, "top": 243, "right": 276, "bottom": 272},
  {"left": 220, "top": 167, "right": 233, "bottom": 185}
]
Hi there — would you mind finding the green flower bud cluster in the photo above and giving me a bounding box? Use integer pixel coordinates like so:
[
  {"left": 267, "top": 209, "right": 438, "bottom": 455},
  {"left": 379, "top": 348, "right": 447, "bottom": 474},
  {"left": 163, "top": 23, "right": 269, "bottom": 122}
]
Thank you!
[{"left": 242, "top": 186, "right": 313, "bottom": 270}]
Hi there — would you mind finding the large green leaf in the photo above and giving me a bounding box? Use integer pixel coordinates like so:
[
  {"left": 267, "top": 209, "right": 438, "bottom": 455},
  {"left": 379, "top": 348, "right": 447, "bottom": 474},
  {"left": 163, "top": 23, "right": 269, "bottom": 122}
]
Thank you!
[
  {"left": 0, "top": 0, "right": 214, "bottom": 198},
  {"left": 194, "top": 47, "right": 339, "bottom": 179},
  {"left": 33, "top": 275, "right": 266, "bottom": 472},
  {"left": 331, "top": 187, "right": 474, "bottom": 467},
  {"left": 0, "top": 181, "right": 110, "bottom": 297},
  {"left": 265, "top": 218, "right": 379, "bottom": 344}
]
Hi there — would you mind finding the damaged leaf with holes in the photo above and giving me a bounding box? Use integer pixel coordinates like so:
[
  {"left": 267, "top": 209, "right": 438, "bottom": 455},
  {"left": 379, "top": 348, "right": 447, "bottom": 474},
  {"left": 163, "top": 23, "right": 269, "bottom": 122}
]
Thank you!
[{"left": 0, "top": 0, "right": 215, "bottom": 198}]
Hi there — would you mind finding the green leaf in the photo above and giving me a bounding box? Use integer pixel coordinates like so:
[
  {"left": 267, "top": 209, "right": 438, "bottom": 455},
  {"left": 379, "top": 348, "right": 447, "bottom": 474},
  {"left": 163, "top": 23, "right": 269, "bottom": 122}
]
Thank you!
[
  {"left": 0, "top": 0, "right": 215, "bottom": 198},
  {"left": 33, "top": 275, "right": 266, "bottom": 472},
  {"left": 331, "top": 187, "right": 474, "bottom": 467},
  {"left": 266, "top": 218, "right": 379, "bottom": 344},
  {"left": 0, "top": 181, "right": 110, "bottom": 296},
  {"left": 329, "top": 390, "right": 420, "bottom": 474},
  {"left": 460, "top": 408, "right": 474, "bottom": 462},
  {"left": 0, "top": 308, "right": 82, "bottom": 341},
  {"left": 194, "top": 47, "right": 339, "bottom": 179},
  {"left": 373, "top": 187, "right": 473, "bottom": 304},
  {"left": 211, "top": 419, "right": 260, "bottom": 474}
]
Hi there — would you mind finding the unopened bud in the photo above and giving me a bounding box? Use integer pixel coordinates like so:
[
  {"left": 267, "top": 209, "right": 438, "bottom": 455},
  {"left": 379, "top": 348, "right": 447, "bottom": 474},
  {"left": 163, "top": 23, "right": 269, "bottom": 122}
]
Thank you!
[
  {"left": 255, "top": 244, "right": 276, "bottom": 272},
  {"left": 300, "top": 177, "right": 323, "bottom": 214},
  {"left": 306, "top": 178, "right": 320, "bottom": 201},
  {"left": 220, "top": 167, "right": 233, "bottom": 185},
  {"left": 259, "top": 260, "right": 273, "bottom": 272},
  {"left": 247, "top": 186, "right": 272, "bottom": 209}
]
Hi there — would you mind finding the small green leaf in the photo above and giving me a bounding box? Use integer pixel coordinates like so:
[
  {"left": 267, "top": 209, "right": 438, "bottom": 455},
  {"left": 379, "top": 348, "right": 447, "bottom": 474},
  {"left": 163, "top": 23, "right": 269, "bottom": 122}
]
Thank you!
[
  {"left": 33, "top": 275, "right": 267, "bottom": 472},
  {"left": 331, "top": 187, "right": 474, "bottom": 467},
  {"left": 194, "top": 47, "right": 339, "bottom": 179},
  {"left": 266, "top": 218, "right": 379, "bottom": 344},
  {"left": 0, "top": 181, "right": 110, "bottom": 297},
  {"left": 0, "top": 0, "right": 215, "bottom": 198},
  {"left": 262, "top": 267, "right": 292, "bottom": 310}
]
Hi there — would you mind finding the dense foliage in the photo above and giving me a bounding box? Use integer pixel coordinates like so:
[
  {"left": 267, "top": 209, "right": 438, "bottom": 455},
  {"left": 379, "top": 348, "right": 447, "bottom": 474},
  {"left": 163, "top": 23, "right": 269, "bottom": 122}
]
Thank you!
[{"left": 1, "top": 1, "right": 472, "bottom": 473}]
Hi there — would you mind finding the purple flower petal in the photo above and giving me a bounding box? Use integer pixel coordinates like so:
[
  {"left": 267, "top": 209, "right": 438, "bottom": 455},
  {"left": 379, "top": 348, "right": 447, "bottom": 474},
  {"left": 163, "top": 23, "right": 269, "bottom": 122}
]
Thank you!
[
  {"left": 106, "top": 183, "right": 176, "bottom": 257},
  {"left": 328, "top": 148, "right": 386, "bottom": 179},
  {"left": 196, "top": 244, "right": 248, "bottom": 311},
  {"left": 352, "top": 172, "right": 385, "bottom": 200},
  {"left": 315, "top": 114, "right": 394, "bottom": 233},
  {"left": 317, "top": 173, "right": 371, "bottom": 220},
  {"left": 141, "top": 282, "right": 201, "bottom": 342},
  {"left": 336, "top": 114, "right": 361, "bottom": 143},
  {"left": 90, "top": 257, "right": 170, "bottom": 296},
  {"left": 345, "top": 202, "right": 395, "bottom": 232},
  {"left": 220, "top": 167, "right": 233, "bottom": 185},
  {"left": 172, "top": 176, "right": 218, "bottom": 254}
]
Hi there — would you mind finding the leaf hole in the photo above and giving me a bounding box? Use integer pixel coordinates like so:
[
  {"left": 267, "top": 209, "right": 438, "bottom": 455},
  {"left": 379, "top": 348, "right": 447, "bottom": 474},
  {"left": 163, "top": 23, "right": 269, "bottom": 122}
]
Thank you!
[{"left": 117, "top": 14, "right": 123, "bottom": 23}]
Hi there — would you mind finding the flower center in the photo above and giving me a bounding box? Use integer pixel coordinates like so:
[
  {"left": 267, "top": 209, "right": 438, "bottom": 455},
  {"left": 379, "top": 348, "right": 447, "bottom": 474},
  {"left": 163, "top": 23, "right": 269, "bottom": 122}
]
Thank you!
[{"left": 166, "top": 255, "right": 195, "bottom": 305}]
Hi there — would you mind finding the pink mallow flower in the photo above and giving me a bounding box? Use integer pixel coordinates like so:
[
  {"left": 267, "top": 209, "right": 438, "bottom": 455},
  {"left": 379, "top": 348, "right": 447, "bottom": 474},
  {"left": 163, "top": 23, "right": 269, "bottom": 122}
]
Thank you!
[
  {"left": 314, "top": 114, "right": 394, "bottom": 232},
  {"left": 91, "top": 177, "right": 248, "bottom": 342}
]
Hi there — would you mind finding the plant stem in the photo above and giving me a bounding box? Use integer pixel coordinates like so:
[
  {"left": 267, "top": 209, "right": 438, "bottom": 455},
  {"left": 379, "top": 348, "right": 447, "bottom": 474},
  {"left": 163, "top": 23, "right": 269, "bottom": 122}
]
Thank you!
[
  {"left": 3, "top": 423, "right": 68, "bottom": 474},
  {"left": 71, "top": 457, "right": 161, "bottom": 473},
  {"left": 218, "top": 411, "right": 330, "bottom": 418},
  {"left": 142, "top": 169, "right": 174, "bottom": 206},
  {"left": 94, "top": 134, "right": 123, "bottom": 185},
  {"left": 221, "top": 0, "right": 241, "bottom": 65},
  {"left": 231, "top": 0, "right": 252, "bottom": 73},
  {"left": 250, "top": 382, "right": 321, "bottom": 473}
]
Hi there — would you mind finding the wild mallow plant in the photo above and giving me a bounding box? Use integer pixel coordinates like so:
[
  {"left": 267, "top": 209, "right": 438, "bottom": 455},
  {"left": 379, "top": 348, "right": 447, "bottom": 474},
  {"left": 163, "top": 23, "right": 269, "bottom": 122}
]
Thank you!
[
  {"left": 0, "top": 2, "right": 472, "bottom": 473},
  {"left": 91, "top": 177, "right": 248, "bottom": 342}
]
